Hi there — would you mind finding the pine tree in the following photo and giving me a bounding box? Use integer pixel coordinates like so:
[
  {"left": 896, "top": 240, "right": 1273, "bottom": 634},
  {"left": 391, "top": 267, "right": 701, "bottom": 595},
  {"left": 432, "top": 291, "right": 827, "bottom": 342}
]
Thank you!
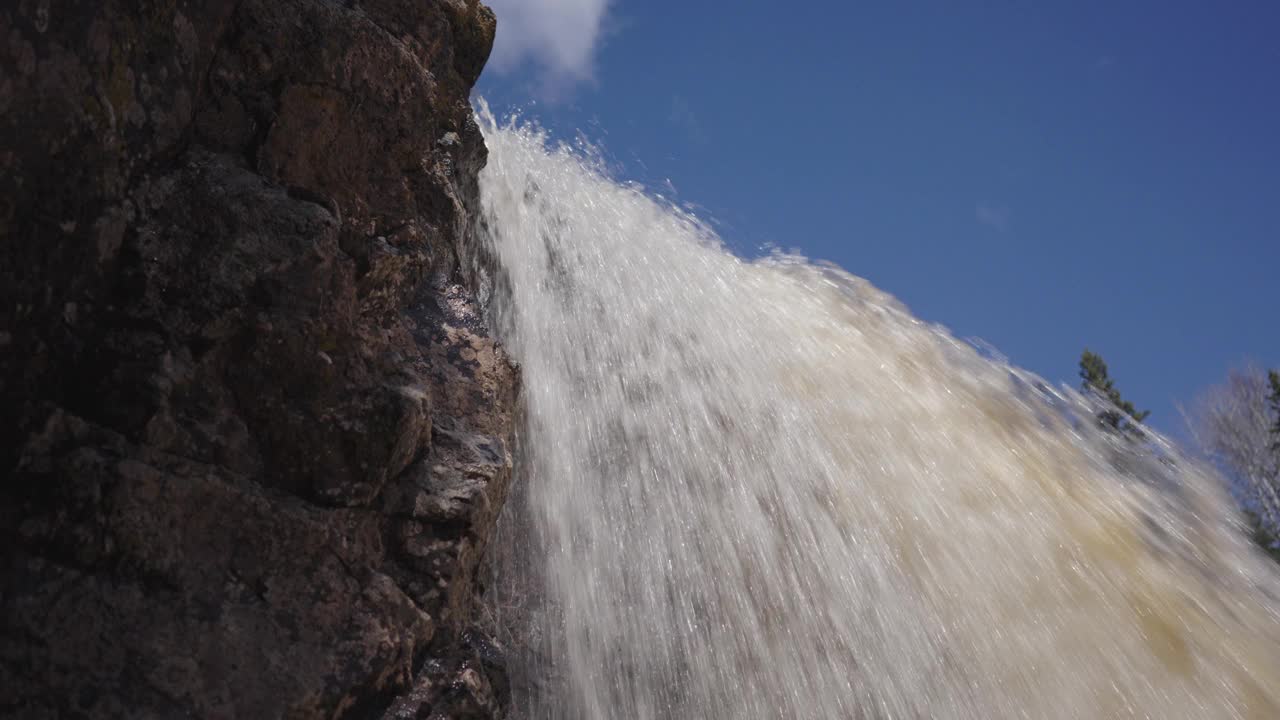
[
  {"left": 1079, "top": 349, "right": 1149, "bottom": 434},
  {"left": 1261, "top": 369, "right": 1280, "bottom": 556}
]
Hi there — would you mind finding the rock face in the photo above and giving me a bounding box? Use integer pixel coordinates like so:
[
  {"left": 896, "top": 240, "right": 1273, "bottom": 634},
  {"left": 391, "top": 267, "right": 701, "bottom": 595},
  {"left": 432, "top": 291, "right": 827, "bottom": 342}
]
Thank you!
[{"left": 0, "top": 1, "right": 517, "bottom": 717}]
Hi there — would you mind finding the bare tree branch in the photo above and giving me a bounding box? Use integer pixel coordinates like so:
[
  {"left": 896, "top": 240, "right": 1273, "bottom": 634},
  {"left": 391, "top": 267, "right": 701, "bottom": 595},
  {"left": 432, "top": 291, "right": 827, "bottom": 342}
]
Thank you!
[{"left": 1184, "top": 362, "right": 1280, "bottom": 538}]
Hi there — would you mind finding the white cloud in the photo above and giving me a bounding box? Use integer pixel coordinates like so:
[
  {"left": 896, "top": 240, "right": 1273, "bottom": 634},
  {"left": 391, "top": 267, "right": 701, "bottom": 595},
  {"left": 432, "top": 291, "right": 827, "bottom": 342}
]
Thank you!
[{"left": 485, "top": 0, "right": 610, "bottom": 92}]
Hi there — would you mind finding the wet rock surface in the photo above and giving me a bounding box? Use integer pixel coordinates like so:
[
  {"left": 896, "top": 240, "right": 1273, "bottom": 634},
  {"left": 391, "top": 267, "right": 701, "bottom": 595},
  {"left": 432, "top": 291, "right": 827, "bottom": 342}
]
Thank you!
[{"left": 0, "top": 1, "right": 516, "bottom": 717}]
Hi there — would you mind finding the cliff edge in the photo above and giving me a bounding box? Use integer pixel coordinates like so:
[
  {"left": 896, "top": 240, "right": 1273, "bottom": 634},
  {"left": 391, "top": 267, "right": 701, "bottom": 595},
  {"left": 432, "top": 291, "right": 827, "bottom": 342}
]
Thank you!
[{"left": 0, "top": 1, "right": 516, "bottom": 717}]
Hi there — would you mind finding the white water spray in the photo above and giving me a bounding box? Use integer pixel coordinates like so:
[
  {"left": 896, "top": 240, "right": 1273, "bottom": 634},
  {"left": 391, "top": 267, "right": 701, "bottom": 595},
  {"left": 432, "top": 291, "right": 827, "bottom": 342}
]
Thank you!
[{"left": 475, "top": 106, "right": 1280, "bottom": 719}]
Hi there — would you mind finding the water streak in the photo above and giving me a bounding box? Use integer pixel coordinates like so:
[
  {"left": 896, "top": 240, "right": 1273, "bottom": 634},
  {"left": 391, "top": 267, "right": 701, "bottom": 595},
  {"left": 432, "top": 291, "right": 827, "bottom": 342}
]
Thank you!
[{"left": 476, "top": 105, "right": 1280, "bottom": 719}]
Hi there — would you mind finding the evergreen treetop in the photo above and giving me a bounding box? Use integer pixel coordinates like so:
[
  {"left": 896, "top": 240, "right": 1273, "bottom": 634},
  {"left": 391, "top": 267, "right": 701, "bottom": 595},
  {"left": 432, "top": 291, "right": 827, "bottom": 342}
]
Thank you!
[{"left": 1079, "top": 349, "right": 1149, "bottom": 433}]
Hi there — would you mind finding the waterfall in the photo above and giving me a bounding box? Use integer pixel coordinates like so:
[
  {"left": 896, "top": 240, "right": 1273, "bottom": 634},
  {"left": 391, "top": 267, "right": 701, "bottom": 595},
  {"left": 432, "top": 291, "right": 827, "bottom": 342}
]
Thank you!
[{"left": 475, "top": 105, "right": 1280, "bottom": 719}]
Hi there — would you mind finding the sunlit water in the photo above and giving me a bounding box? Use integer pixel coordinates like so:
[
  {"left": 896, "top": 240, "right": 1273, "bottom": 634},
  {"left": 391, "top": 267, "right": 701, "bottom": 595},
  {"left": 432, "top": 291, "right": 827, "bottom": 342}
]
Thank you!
[{"left": 474, "top": 105, "right": 1280, "bottom": 719}]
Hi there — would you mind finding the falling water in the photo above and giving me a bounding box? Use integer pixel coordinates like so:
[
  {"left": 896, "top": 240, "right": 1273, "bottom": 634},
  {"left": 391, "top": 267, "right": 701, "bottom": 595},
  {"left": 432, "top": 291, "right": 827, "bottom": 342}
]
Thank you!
[{"left": 474, "top": 106, "right": 1280, "bottom": 719}]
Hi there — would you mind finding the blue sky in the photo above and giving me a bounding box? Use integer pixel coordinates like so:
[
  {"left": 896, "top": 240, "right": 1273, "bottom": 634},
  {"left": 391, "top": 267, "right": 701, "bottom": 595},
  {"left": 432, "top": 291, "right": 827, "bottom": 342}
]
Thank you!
[{"left": 477, "top": 0, "right": 1280, "bottom": 439}]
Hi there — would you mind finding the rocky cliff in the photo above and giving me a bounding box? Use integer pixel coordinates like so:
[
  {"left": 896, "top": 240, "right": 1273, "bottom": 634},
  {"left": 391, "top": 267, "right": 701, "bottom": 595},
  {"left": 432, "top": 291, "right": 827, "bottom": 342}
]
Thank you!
[{"left": 0, "top": 1, "right": 517, "bottom": 717}]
